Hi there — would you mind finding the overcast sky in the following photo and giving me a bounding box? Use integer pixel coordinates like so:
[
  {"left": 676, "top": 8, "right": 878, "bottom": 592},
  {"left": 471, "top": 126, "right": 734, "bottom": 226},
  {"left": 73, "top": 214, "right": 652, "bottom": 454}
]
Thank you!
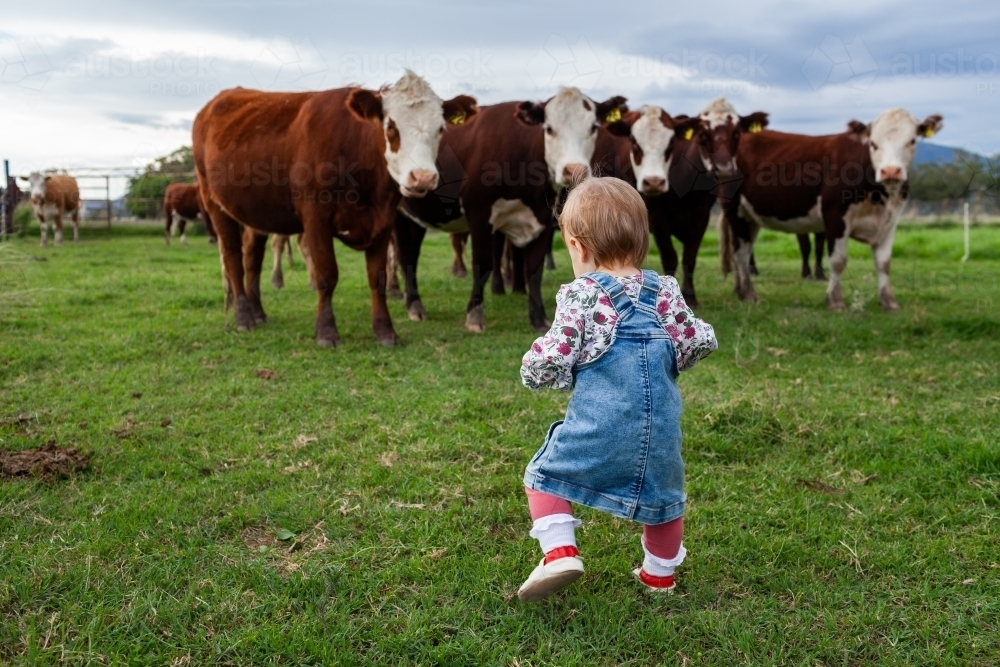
[{"left": 1, "top": 0, "right": 997, "bottom": 196}]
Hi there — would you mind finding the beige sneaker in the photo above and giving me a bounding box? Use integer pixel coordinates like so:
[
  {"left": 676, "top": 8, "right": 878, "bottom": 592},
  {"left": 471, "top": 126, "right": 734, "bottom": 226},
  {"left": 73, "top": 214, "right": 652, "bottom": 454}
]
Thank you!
[{"left": 517, "top": 555, "right": 584, "bottom": 602}]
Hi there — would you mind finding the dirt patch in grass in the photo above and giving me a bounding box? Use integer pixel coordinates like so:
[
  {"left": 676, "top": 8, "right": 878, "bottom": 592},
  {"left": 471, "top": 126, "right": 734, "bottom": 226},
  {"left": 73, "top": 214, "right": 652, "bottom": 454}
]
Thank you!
[{"left": 0, "top": 442, "right": 90, "bottom": 481}]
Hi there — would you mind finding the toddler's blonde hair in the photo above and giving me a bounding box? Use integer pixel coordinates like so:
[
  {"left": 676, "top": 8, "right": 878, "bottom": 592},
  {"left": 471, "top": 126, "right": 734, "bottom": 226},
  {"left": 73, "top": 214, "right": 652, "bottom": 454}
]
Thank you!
[{"left": 559, "top": 175, "right": 649, "bottom": 268}]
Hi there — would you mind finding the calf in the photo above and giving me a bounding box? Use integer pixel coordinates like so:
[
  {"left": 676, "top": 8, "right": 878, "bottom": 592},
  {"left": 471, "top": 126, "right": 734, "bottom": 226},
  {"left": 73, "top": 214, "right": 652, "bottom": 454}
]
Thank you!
[
  {"left": 193, "top": 70, "right": 477, "bottom": 345},
  {"left": 593, "top": 98, "right": 768, "bottom": 307},
  {"left": 394, "top": 88, "right": 628, "bottom": 332},
  {"left": 163, "top": 182, "right": 215, "bottom": 245},
  {"left": 720, "top": 108, "right": 943, "bottom": 310},
  {"left": 25, "top": 172, "right": 80, "bottom": 246}
]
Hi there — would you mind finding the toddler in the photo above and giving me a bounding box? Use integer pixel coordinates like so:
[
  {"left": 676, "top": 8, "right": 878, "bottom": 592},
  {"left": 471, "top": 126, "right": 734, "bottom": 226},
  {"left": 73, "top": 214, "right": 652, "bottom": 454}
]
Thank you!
[{"left": 518, "top": 176, "right": 717, "bottom": 601}]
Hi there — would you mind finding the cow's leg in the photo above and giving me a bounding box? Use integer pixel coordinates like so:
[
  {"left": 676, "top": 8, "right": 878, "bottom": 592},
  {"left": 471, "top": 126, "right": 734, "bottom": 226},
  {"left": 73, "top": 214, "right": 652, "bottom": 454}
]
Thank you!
[
  {"left": 201, "top": 211, "right": 218, "bottom": 245},
  {"left": 825, "top": 234, "right": 849, "bottom": 312},
  {"left": 270, "top": 234, "right": 287, "bottom": 290},
  {"left": 304, "top": 225, "right": 340, "bottom": 346},
  {"left": 164, "top": 205, "right": 172, "bottom": 245},
  {"left": 53, "top": 210, "right": 64, "bottom": 245},
  {"left": 179, "top": 217, "right": 188, "bottom": 245},
  {"left": 296, "top": 234, "right": 315, "bottom": 289},
  {"left": 726, "top": 206, "right": 759, "bottom": 303},
  {"left": 680, "top": 235, "right": 704, "bottom": 309},
  {"left": 394, "top": 213, "right": 428, "bottom": 322},
  {"left": 386, "top": 231, "right": 404, "bottom": 300},
  {"left": 242, "top": 228, "right": 269, "bottom": 325},
  {"left": 873, "top": 225, "right": 899, "bottom": 311},
  {"left": 465, "top": 208, "right": 494, "bottom": 333},
  {"left": 652, "top": 222, "right": 679, "bottom": 277},
  {"left": 71, "top": 206, "right": 80, "bottom": 243},
  {"left": 511, "top": 244, "right": 527, "bottom": 295},
  {"left": 797, "top": 234, "right": 812, "bottom": 278},
  {"left": 814, "top": 233, "right": 827, "bottom": 280},
  {"left": 365, "top": 227, "right": 400, "bottom": 346},
  {"left": 450, "top": 232, "right": 468, "bottom": 278},
  {"left": 491, "top": 231, "right": 506, "bottom": 296},
  {"left": 524, "top": 227, "right": 554, "bottom": 332},
  {"left": 36, "top": 211, "right": 48, "bottom": 247},
  {"left": 210, "top": 208, "right": 255, "bottom": 331}
]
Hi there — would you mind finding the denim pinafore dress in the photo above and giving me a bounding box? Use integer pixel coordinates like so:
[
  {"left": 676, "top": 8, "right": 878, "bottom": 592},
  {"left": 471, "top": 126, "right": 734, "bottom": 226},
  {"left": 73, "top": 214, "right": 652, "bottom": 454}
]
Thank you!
[{"left": 523, "top": 270, "right": 685, "bottom": 525}]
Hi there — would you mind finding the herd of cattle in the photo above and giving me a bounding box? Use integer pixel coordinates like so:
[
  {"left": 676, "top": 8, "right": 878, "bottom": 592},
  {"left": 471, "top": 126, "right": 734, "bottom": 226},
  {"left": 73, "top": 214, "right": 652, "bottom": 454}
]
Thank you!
[{"left": 22, "top": 70, "right": 943, "bottom": 345}]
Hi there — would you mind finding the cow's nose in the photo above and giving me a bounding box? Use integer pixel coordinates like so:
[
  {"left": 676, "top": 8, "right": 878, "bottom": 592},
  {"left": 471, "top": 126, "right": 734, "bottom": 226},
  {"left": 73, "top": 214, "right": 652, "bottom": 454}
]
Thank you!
[
  {"left": 880, "top": 166, "right": 903, "bottom": 182},
  {"left": 407, "top": 169, "right": 439, "bottom": 193},
  {"left": 641, "top": 176, "right": 667, "bottom": 194},
  {"left": 562, "top": 163, "right": 590, "bottom": 186}
]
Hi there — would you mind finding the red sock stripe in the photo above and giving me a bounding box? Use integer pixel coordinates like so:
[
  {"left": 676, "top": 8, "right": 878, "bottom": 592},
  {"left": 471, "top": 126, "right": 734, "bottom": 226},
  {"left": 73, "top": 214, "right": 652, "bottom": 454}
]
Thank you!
[
  {"left": 638, "top": 569, "right": 675, "bottom": 589},
  {"left": 544, "top": 546, "right": 580, "bottom": 564}
]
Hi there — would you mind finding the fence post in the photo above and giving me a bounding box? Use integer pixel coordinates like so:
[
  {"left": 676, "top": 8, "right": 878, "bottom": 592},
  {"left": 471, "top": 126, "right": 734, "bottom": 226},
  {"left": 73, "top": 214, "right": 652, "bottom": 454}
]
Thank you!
[
  {"left": 1, "top": 159, "right": 9, "bottom": 240},
  {"left": 106, "top": 175, "right": 112, "bottom": 230}
]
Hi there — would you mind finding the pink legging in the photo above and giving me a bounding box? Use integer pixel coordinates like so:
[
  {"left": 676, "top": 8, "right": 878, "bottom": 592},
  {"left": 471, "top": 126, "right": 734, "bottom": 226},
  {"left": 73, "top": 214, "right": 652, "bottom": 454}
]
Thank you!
[{"left": 525, "top": 487, "right": 683, "bottom": 559}]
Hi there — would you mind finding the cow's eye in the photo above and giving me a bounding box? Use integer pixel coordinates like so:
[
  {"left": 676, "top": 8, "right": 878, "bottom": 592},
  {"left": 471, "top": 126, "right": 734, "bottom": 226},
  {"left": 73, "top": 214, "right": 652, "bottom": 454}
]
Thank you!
[
  {"left": 591, "top": 122, "right": 600, "bottom": 133},
  {"left": 439, "top": 125, "right": 446, "bottom": 134},
  {"left": 545, "top": 125, "right": 556, "bottom": 137},
  {"left": 871, "top": 142, "right": 879, "bottom": 150},
  {"left": 909, "top": 138, "right": 916, "bottom": 145}
]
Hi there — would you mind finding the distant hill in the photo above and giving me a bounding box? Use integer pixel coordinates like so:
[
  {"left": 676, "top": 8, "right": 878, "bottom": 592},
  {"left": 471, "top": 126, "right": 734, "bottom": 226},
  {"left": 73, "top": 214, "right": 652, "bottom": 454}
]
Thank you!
[{"left": 915, "top": 143, "right": 960, "bottom": 165}]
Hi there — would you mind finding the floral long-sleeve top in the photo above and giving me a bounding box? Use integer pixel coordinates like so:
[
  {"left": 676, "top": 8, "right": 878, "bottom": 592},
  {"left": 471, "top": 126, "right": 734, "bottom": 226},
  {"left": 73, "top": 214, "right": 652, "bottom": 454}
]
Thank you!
[{"left": 521, "top": 273, "right": 717, "bottom": 391}]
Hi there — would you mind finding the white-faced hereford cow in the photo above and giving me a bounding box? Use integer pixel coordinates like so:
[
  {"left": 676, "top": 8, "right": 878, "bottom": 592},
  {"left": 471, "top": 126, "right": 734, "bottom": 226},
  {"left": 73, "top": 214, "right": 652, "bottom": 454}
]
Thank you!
[
  {"left": 592, "top": 98, "right": 768, "bottom": 307},
  {"left": 163, "top": 182, "right": 216, "bottom": 245},
  {"left": 720, "top": 108, "right": 943, "bottom": 310},
  {"left": 25, "top": 172, "right": 81, "bottom": 246},
  {"left": 192, "top": 71, "right": 478, "bottom": 345},
  {"left": 393, "top": 87, "right": 628, "bottom": 332}
]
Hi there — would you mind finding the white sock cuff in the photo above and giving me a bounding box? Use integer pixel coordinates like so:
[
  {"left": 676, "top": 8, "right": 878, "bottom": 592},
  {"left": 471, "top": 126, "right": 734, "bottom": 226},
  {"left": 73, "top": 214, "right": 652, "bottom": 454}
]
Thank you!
[
  {"left": 641, "top": 537, "right": 687, "bottom": 576},
  {"left": 528, "top": 513, "right": 581, "bottom": 538},
  {"left": 529, "top": 514, "right": 581, "bottom": 554}
]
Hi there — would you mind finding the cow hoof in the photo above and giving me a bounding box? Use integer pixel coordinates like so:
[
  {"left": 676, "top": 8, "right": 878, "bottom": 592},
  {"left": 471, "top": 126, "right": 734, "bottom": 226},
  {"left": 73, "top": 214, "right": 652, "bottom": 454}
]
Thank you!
[
  {"left": 316, "top": 333, "right": 341, "bottom": 347},
  {"left": 532, "top": 319, "right": 551, "bottom": 333},
  {"left": 465, "top": 306, "right": 485, "bottom": 333},
  {"left": 452, "top": 266, "right": 468, "bottom": 278},
  {"left": 815, "top": 269, "right": 826, "bottom": 281},
  {"left": 881, "top": 301, "right": 900, "bottom": 312},
  {"left": 828, "top": 301, "right": 847, "bottom": 312},
  {"left": 407, "top": 301, "right": 427, "bottom": 322},
  {"left": 271, "top": 275, "right": 284, "bottom": 290},
  {"left": 512, "top": 287, "right": 527, "bottom": 295},
  {"left": 491, "top": 283, "right": 506, "bottom": 296},
  {"left": 737, "top": 291, "right": 759, "bottom": 304},
  {"left": 388, "top": 287, "right": 404, "bottom": 300},
  {"left": 377, "top": 333, "right": 401, "bottom": 347}
]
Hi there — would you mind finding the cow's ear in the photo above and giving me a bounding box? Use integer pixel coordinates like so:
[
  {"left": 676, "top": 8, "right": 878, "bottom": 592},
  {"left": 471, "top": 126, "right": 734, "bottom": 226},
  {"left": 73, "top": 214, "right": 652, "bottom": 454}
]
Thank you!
[
  {"left": 515, "top": 101, "right": 546, "bottom": 126},
  {"left": 595, "top": 96, "right": 628, "bottom": 124},
  {"left": 739, "top": 112, "right": 769, "bottom": 134},
  {"left": 847, "top": 120, "right": 870, "bottom": 142},
  {"left": 671, "top": 116, "right": 704, "bottom": 142},
  {"left": 917, "top": 114, "right": 943, "bottom": 139},
  {"left": 606, "top": 110, "right": 641, "bottom": 136},
  {"left": 347, "top": 88, "right": 383, "bottom": 122},
  {"left": 442, "top": 95, "right": 478, "bottom": 126}
]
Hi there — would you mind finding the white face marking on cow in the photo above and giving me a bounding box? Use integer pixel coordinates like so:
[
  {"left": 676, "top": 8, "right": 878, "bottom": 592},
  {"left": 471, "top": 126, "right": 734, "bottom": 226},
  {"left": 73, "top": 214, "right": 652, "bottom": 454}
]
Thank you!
[
  {"left": 630, "top": 106, "right": 675, "bottom": 195},
  {"left": 381, "top": 70, "right": 447, "bottom": 197},
  {"left": 542, "top": 87, "right": 600, "bottom": 188},
  {"left": 28, "top": 172, "right": 47, "bottom": 203},
  {"left": 865, "top": 108, "right": 924, "bottom": 190},
  {"left": 699, "top": 97, "right": 739, "bottom": 175}
]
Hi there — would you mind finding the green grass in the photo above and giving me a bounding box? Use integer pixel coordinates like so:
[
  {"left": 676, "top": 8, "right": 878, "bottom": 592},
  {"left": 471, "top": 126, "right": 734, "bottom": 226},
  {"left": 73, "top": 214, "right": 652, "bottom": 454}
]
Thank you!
[{"left": 1, "top": 222, "right": 999, "bottom": 666}]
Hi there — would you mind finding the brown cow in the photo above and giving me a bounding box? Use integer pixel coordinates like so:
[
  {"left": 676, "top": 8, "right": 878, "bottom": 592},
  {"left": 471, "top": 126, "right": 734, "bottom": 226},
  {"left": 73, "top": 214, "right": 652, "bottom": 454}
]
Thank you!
[
  {"left": 192, "top": 71, "right": 478, "bottom": 346},
  {"left": 163, "top": 182, "right": 215, "bottom": 245},
  {"left": 720, "top": 108, "right": 943, "bottom": 310},
  {"left": 25, "top": 172, "right": 80, "bottom": 246},
  {"left": 394, "top": 88, "right": 628, "bottom": 332}
]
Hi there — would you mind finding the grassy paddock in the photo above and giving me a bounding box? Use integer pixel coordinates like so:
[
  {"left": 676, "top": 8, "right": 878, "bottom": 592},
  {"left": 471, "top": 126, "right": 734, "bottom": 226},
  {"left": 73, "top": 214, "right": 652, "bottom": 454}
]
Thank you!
[{"left": 1, "top": 224, "right": 999, "bottom": 665}]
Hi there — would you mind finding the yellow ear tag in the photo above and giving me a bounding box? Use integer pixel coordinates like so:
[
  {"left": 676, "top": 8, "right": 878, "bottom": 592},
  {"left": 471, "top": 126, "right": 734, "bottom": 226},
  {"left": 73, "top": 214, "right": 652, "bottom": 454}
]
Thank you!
[
  {"left": 448, "top": 111, "right": 465, "bottom": 126},
  {"left": 923, "top": 127, "right": 935, "bottom": 138},
  {"left": 749, "top": 122, "right": 762, "bottom": 133},
  {"left": 605, "top": 107, "right": 622, "bottom": 123},
  {"left": 683, "top": 128, "right": 694, "bottom": 141}
]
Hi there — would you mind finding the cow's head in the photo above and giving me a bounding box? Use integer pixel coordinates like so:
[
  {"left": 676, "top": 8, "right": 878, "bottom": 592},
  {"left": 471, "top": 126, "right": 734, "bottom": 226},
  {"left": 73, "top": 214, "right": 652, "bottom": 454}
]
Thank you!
[
  {"left": 26, "top": 172, "right": 48, "bottom": 205},
  {"left": 698, "top": 97, "right": 769, "bottom": 178},
  {"left": 516, "top": 88, "right": 628, "bottom": 189},
  {"left": 605, "top": 106, "right": 705, "bottom": 196},
  {"left": 847, "top": 109, "right": 943, "bottom": 192},
  {"left": 347, "top": 70, "right": 479, "bottom": 198}
]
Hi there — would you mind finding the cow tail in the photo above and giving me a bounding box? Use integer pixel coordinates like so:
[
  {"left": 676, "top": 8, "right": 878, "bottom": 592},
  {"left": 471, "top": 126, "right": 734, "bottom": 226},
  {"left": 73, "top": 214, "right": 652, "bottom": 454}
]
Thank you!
[{"left": 719, "top": 210, "right": 733, "bottom": 277}]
